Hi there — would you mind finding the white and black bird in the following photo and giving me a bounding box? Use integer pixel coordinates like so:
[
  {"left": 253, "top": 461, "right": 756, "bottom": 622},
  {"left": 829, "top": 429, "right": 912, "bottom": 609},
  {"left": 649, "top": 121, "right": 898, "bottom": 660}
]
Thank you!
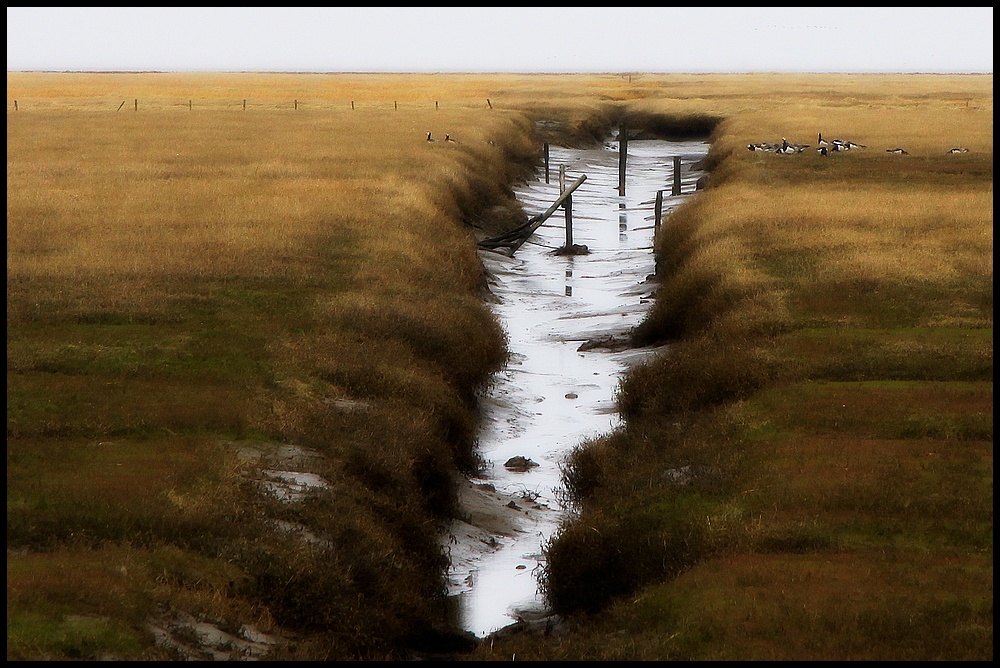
[
  {"left": 948, "top": 147, "right": 969, "bottom": 154},
  {"left": 426, "top": 131, "right": 437, "bottom": 142},
  {"left": 886, "top": 147, "right": 909, "bottom": 155},
  {"left": 818, "top": 146, "right": 829, "bottom": 156},
  {"left": 445, "top": 134, "right": 457, "bottom": 143},
  {"left": 778, "top": 137, "right": 810, "bottom": 153}
]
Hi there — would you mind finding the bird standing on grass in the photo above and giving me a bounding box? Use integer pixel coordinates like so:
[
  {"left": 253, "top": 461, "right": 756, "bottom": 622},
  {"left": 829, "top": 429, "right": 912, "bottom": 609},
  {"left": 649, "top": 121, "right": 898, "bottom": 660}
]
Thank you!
[
  {"left": 445, "top": 134, "right": 457, "bottom": 143},
  {"left": 426, "top": 131, "right": 437, "bottom": 142},
  {"left": 886, "top": 147, "right": 909, "bottom": 155}
]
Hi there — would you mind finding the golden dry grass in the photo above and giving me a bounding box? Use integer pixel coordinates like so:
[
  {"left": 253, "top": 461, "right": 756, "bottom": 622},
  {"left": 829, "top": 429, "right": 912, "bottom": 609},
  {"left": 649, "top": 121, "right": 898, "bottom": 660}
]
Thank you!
[{"left": 7, "top": 71, "right": 993, "bottom": 660}]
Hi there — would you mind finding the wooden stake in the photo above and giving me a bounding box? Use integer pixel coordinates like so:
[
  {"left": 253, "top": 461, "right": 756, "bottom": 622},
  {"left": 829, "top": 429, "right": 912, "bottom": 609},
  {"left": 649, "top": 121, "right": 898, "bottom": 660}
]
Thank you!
[
  {"left": 672, "top": 156, "right": 681, "bottom": 196},
  {"left": 618, "top": 123, "right": 627, "bottom": 195},
  {"left": 654, "top": 190, "right": 663, "bottom": 231}
]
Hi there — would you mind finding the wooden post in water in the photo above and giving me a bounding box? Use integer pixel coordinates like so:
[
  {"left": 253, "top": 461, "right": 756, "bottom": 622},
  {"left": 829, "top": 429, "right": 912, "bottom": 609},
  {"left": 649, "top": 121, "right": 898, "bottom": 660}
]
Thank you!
[
  {"left": 544, "top": 143, "right": 550, "bottom": 184},
  {"left": 654, "top": 190, "right": 663, "bottom": 232},
  {"left": 564, "top": 193, "right": 574, "bottom": 248},
  {"left": 672, "top": 156, "right": 682, "bottom": 196},
  {"left": 618, "top": 126, "right": 626, "bottom": 195},
  {"left": 559, "top": 165, "right": 573, "bottom": 247},
  {"left": 506, "top": 174, "right": 587, "bottom": 255}
]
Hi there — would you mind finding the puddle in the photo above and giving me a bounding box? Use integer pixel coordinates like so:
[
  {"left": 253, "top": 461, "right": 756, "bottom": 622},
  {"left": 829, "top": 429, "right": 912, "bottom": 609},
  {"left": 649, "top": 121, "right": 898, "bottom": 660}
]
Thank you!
[{"left": 447, "top": 138, "right": 710, "bottom": 637}]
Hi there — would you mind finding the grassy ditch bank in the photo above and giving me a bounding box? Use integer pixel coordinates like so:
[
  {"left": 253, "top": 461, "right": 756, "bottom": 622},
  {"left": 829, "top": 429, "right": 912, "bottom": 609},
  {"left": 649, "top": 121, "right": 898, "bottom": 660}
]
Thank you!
[
  {"left": 474, "top": 78, "right": 992, "bottom": 660},
  {"left": 7, "top": 74, "right": 541, "bottom": 660}
]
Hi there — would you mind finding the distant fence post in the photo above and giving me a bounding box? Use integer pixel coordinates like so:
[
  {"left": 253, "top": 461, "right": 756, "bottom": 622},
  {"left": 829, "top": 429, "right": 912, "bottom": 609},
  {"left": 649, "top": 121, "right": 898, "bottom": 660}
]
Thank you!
[
  {"left": 435, "top": 101, "right": 439, "bottom": 110},
  {"left": 672, "top": 156, "right": 681, "bottom": 196},
  {"left": 118, "top": 100, "right": 126, "bottom": 112},
  {"left": 243, "top": 99, "right": 247, "bottom": 111},
  {"left": 486, "top": 98, "right": 492, "bottom": 109},
  {"left": 189, "top": 99, "right": 192, "bottom": 110},
  {"left": 294, "top": 99, "right": 298, "bottom": 110},
  {"left": 544, "top": 143, "right": 550, "bottom": 184},
  {"left": 351, "top": 100, "right": 354, "bottom": 110},
  {"left": 394, "top": 101, "right": 398, "bottom": 110},
  {"left": 14, "top": 100, "right": 18, "bottom": 111},
  {"left": 618, "top": 123, "right": 627, "bottom": 196},
  {"left": 134, "top": 99, "right": 138, "bottom": 112},
  {"left": 654, "top": 190, "right": 663, "bottom": 231}
]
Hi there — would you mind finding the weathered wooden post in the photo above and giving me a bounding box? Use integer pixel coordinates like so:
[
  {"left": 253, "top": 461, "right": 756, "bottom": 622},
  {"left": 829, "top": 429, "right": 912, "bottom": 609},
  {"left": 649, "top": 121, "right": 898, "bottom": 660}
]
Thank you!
[
  {"left": 117, "top": 100, "right": 126, "bottom": 112},
  {"left": 504, "top": 174, "right": 587, "bottom": 255},
  {"left": 351, "top": 100, "right": 354, "bottom": 110},
  {"left": 134, "top": 99, "right": 138, "bottom": 112},
  {"left": 618, "top": 123, "right": 628, "bottom": 195},
  {"left": 243, "top": 99, "right": 246, "bottom": 111},
  {"left": 486, "top": 98, "right": 492, "bottom": 109},
  {"left": 189, "top": 99, "right": 192, "bottom": 110},
  {"left": 544, "top": 143, "right": 550, "bottom": 184},
  {"left": 672, "top": 156, "right": 682, "bottom": 196},
  {"left": 394, "top": 101, "right": 398, "bottom": 110},
  {"left": 654, "top": 190, "right": 663, "bottom": 231},
  {"left": 559, "top": 165, "right": 573, "bottom": 248},
  {"left": 14, "top": 100, "right": 18, "bottom": 111},
  {"left": 435, "top": 101, "right": 439, "bottom": 110},
  {"left": 294, "top": 99, "right": 298, "bottom": 110}
]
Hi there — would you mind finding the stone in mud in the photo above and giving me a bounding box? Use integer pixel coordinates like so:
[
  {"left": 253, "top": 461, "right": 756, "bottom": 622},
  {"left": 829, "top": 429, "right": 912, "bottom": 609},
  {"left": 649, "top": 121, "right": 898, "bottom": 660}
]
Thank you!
[
  {"left": 503, "top": 456, "right": 539, "bottom": 472},
  {"left": 552, "top": 243, "right": 590, "bottom": 256}
]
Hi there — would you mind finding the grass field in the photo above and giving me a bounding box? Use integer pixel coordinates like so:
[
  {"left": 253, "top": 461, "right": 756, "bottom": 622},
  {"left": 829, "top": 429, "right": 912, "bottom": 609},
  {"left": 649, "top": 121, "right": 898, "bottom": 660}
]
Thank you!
[{"left": 7, "top": 71, "right": 992, "bottom": 660}]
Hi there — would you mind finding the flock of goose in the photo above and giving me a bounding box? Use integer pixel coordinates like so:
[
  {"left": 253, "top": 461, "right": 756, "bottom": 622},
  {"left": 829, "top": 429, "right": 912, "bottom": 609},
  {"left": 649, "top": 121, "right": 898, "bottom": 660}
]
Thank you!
[{"left": 748, "top": 133, "right": 970, "bottom": 156}]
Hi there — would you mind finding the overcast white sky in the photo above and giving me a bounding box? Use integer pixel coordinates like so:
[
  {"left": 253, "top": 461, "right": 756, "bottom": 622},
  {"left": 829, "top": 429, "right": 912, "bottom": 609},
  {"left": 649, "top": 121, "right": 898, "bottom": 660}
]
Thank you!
[{"left": 6, "top": 7, "right": 994, "bottom": 74}]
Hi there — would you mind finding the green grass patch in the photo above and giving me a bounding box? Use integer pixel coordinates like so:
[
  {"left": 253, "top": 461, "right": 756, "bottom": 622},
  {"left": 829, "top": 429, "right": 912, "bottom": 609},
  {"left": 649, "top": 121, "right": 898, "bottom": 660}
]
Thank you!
[
  {"left": 748, "top": 379, "right": 992, "bottom": 440},
  {"left": 775, "top": 327, "right": 993, "bottom": 382}
]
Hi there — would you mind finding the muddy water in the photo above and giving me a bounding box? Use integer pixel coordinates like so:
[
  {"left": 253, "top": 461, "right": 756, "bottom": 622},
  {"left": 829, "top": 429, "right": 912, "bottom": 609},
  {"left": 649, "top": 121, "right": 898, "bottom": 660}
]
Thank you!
[{"left": 450, "top": 138, "right": 709, "bottom": 638}]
